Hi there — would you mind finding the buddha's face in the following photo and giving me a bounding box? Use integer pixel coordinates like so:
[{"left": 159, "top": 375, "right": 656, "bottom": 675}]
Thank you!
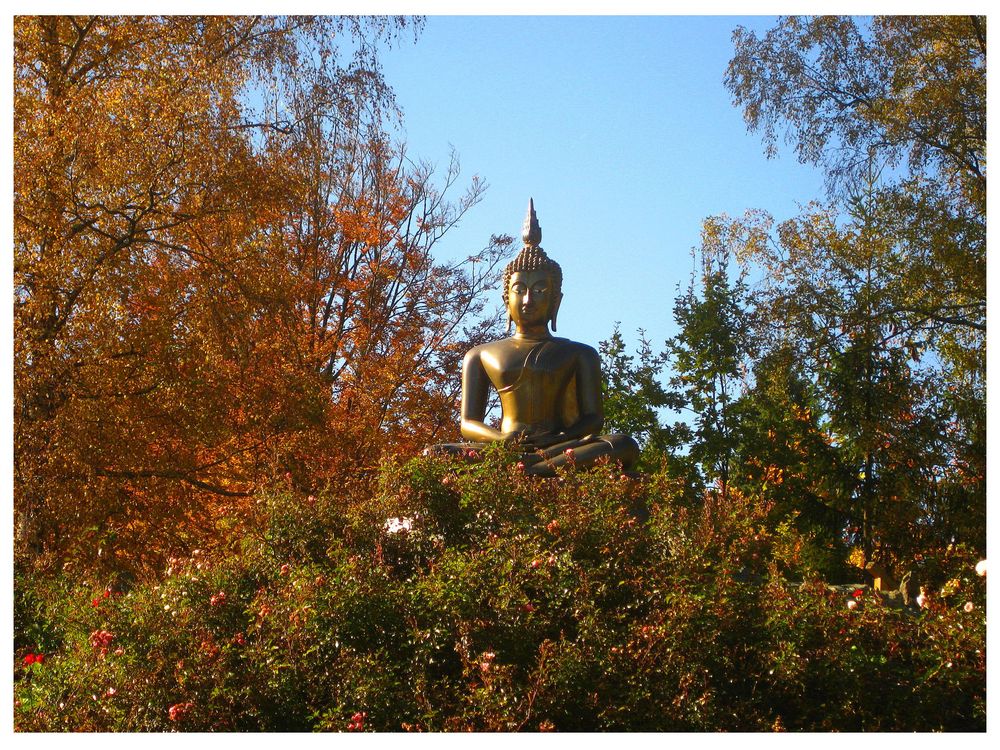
[{"left": 508, "top": 270, "right": 557, "bottom": 329}]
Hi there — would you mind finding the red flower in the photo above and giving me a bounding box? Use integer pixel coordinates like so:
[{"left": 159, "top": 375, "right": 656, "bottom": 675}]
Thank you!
[
  {"left": 92, "top": 598, "right": 100, "bottom": 607},
  {"left": 23, "top": 653, "right": 36, "bottom": 666},
  {"left": 280, "top": 564, "right": 291, "bottom": 576},
  {"left": 35, "top": 653, "right": 44, "bottom": 664},
  {"left": 103, "top": 589, "right": 111, "bottom": 598},
  {"left": 347, "top": 711, "right": 367, "bottom": 731},
  {"left": 89, "top": 629, "right": 114, "bottom": 653},
  {"left": 209, "top": 591, "right": 226, "bottom": 607},
  {"left": 853, "top": 588, "right": 864, "bottom": 599},
  {"left": 168, "top": 702, "right": 192, "bottom": 722}
]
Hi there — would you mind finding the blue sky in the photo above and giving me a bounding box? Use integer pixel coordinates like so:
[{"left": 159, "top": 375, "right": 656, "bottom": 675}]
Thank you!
[{"left": 377, "top": 15, "right": 830, "bottom": 354}]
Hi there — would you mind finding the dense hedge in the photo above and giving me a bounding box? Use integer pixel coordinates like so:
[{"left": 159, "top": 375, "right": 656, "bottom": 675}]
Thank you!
[{"left": 14, "top": 448, "right": 986, "bottom": 731}]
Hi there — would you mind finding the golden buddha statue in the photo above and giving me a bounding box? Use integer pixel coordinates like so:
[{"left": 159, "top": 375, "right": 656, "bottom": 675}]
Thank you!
[{"left": 430, "top": 200, "right": 639, "bottom": 476}]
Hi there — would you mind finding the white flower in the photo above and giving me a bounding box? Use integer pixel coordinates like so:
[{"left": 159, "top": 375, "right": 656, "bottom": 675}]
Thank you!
[
  {"left": 846, "top": 600, "right": 858, "bottom": 610},
  {"left": 975, "top": 559, "right": 987, "bottom": 577},
  {"left": 964, "top": 601, "right": 975, "bottom": 613},
  {"left": 384, "top": 517, "right": 414, "bottom": 535},
  {"left": 916, "top": 592, "right": 929, "bottom": 609}
]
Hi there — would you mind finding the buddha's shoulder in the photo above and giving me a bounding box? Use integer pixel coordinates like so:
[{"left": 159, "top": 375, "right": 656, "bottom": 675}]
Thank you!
[
  {"left": 468, "top": 337, "right": 598, "bottom": 358},
  {"left": 550, "top": 337, "right": 599, "bottom": 360}
]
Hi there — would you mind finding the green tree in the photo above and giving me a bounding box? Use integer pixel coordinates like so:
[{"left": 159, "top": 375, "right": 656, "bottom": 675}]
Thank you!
[
  {"left": 726, "top": 16, "right": 985, "bottom": 564},
  {"left": 726, "top": 15, "right": 985, "bottom": 375},
  {"left": 666, "top": 222, "right": 757, "bottom": 499},
  {"left": 724, "top": 200, "right": 981, "bottom": 566},
  {"left": 733, "top": 344, "right": 850, "bottom": 578},
  {"left": 599, "top": 325, "right": 682, "bottom": 471}
]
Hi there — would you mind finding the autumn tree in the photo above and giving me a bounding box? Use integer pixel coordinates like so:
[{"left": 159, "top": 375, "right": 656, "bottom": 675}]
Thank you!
[{"left": 14, "top": 16, "right": 507, "bottom": 573}]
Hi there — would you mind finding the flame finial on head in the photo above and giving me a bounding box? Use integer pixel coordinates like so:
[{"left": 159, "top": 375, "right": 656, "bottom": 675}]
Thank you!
[{"left": 522, "top": 198, "right": 542, "bottom": 248}]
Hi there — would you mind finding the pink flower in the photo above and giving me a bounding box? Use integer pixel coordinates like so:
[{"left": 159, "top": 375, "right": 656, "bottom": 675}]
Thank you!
[
  {"left": 106, "top": 687, "right": 117, "bottom": 697},
  {"left": 233, "top": 632, "right": 246, "bottom": 646},
  {"left": 964, "top": 601, "right": 975, "bottom": 613},
  {"left": 466, "top": 449, "right": 480, "bottom": 460},
  {"left": 530, "top": 559, "right": 541, "bottom": 569},
  {"left": 564, "top": 448, "right": 575, "bottom": 460},
  {"left": 546, "top": 519, "right": 560, "bottom": 534},
  {"left": 846, "top": 599, "right": 858, "bottom": 611},
  {"left": 975, "top": 559, "right": 987, "bottom": 577},
  {"left": 516, "top": 461, "right": 526, "bottom": 471},
  {"left": 209, "top": 591, "right": 226, "bottom": 607},
  {"left": 280, "top": 564, "right": 291, "bottom": 576}
]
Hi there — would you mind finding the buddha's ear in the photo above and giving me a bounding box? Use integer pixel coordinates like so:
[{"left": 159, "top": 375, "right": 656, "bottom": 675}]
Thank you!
[
  {"left": 550, "top": 292, "right": 563, "bottom": 332},
  {"left": 506, "top": 312, "right": 513, "bottom": 334}
]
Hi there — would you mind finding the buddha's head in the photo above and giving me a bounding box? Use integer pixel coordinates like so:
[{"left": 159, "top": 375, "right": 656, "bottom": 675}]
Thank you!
[{"left": 503, "top": 200, "right": 563, "bottom": 332}]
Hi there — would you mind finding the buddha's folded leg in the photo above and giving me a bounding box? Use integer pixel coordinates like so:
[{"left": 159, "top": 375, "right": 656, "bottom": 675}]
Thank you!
[{"left": 526, "top": 433, "right": 640, "bottom": 475}]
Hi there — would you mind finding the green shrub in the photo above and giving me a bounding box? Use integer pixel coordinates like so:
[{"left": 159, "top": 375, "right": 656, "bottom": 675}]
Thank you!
[{"left": 14, "top": 450, "right": 986, "bottom": 731}]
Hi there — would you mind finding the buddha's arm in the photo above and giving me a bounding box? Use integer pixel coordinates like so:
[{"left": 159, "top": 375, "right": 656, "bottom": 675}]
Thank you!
[
  {"left": 460, "top": 349, "right": 505, "bottom": 443},
  {"left": 562, "top": 346, "right": 605, "bottom": 439}
]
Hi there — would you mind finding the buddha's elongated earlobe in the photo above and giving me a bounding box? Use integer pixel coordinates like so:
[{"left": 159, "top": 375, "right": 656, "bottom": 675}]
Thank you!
[
  {"left": 550, "top": 292, "right": 563, "bottom": 332},
  {"left": 506, "top": 312, "right": 513, "bottom": 333}
]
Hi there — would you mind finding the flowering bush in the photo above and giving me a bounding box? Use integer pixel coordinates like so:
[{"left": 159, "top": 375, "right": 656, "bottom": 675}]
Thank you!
[{"left": 14, "top": 450, "right": 986, "bottom": 731}]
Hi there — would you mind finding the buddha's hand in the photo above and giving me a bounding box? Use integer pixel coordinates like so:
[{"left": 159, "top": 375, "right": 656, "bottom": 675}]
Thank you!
[{"left": 501, "top": 428, "right": 559, "bottom": 449}]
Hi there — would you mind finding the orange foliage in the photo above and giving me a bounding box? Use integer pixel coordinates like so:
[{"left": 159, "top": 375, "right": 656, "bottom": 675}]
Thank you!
[{"left": 14, "top": 16, "right": 509, "bottom": 572}]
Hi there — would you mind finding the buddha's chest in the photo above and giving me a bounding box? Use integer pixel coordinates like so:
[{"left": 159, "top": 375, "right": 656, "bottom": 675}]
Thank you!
[{"left": 481, "top": 340, "right": 576, "bottom": 394}]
